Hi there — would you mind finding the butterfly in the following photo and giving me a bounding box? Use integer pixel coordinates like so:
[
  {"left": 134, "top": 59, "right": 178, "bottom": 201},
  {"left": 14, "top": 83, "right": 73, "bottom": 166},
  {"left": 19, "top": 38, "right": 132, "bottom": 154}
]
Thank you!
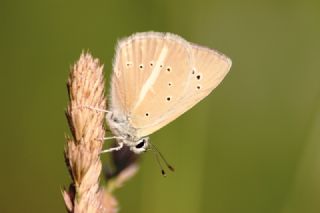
[{"left": 99, "top": 32, "right": 232, "bottom": 155}]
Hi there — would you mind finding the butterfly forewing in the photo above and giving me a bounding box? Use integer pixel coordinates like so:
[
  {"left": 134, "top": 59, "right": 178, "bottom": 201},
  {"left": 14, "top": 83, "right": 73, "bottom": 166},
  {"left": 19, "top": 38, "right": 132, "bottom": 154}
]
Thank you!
[
  {"left": 111, "top": 33, "right": 192, "bottom": 133},
  {"left": 111, "top": 33, "right": 166, "bottom": 115}
]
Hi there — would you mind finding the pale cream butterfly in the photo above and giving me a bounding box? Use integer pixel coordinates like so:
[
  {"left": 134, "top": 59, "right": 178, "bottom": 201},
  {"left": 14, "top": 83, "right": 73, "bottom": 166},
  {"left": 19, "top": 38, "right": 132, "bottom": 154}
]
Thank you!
[{"left": 95, "top": 32, "right": 231, "bottom": 159}]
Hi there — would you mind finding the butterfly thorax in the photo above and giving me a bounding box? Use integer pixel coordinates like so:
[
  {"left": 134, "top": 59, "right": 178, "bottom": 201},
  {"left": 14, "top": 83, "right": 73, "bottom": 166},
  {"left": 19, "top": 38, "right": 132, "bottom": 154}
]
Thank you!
[{"left": 106, "top": 111, "right": 137, "bottom": 141}]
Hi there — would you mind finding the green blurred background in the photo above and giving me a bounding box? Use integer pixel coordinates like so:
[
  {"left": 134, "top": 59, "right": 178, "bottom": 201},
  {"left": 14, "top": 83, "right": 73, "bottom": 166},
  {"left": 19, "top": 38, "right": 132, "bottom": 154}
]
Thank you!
[{"left": 1, "top": 0, "right": 320, "bottom": 212}]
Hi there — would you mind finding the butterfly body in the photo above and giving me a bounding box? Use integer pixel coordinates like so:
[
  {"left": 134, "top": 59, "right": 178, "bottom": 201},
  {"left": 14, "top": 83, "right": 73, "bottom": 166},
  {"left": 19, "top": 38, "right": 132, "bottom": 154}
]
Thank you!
[{"left": 106, "top": 32, "right": 232, "bottom": 154}]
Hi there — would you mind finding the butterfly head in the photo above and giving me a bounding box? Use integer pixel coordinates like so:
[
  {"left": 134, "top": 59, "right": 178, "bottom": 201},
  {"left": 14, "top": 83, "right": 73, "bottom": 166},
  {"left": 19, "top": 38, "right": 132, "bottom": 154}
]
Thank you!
[{"left": 106, "top": 111, "right": 149, "bottom": 154}]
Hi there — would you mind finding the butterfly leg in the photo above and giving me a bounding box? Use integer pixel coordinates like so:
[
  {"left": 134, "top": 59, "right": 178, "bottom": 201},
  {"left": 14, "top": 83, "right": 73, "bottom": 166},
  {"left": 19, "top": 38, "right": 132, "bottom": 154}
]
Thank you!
[
  {"left": 103, "top": 136, "right": 124, "bottom": 140},
  {"left": 83, "top": 105, "right": 111, "bottom": 113},
  {"left": 100, "top": 142, "right": 124, "bottom": 154},
  {"left": 95, "top": 136, "right": 124, "bottom": 141}
]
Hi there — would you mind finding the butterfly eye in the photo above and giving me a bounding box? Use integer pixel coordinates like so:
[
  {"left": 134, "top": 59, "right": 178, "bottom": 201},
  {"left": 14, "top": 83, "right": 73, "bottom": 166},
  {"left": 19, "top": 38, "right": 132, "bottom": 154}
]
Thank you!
[
  {"left": 131, "top": 137, "right": 149, "bottom": 154},
  {"left": 135, "top": 139, "right": 145, "bottom": 149}
]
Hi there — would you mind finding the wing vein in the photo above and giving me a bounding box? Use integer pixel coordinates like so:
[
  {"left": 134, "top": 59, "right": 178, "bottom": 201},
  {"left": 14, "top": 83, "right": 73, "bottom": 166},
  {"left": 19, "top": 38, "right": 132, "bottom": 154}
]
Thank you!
[{"left": 132, "top": 46, "right": 169, "bottom": 111}]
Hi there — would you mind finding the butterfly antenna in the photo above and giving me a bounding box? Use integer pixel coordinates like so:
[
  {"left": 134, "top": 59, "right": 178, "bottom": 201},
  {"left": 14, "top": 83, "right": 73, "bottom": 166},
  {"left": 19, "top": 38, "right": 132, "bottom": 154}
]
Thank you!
[
  {"left": 149, "top": 142, "right": 175, "bottom": 172},
  {"left": 149, "top": 147, "right": 166, "bottom": 176}
]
